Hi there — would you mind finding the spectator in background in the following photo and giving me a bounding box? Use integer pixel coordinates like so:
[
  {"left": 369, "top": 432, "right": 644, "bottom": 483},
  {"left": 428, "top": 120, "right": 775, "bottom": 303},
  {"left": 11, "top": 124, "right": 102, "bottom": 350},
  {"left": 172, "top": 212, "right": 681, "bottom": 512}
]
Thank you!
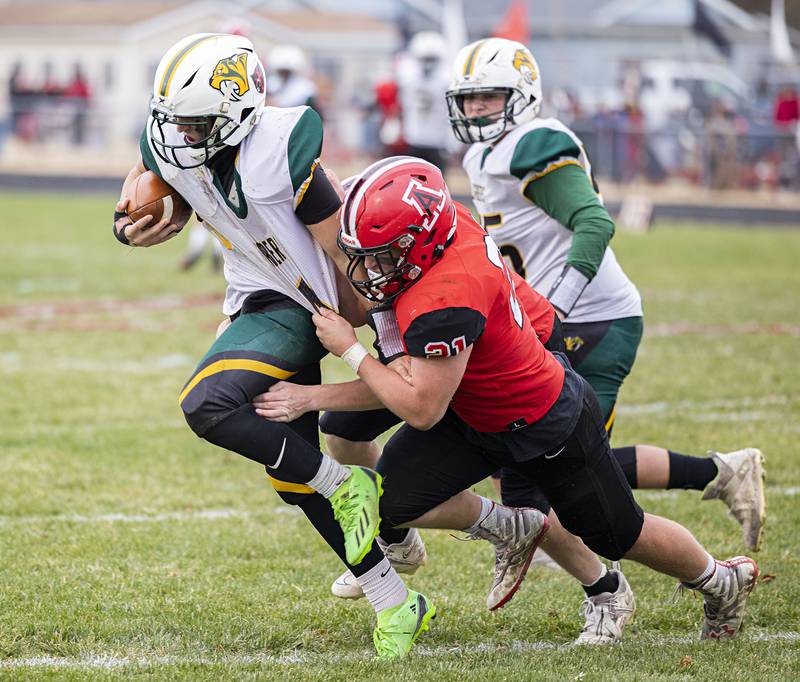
[
  {"left": 773, "top": 86, "right": 800, "bottom": 189},
  {"left": 267, "top": 45, "right": 320, "bottom": 112},
  {"left": 373, "top": 78, "right": 405, "bottom": 156},
  {"left": 8, "top": 62, "right": 35, "bottom": 143},
  {"left": 63, "top": 64, "right": 91, "bottom": 145},
  {"left": 774, "top": 86, "right": 799, "bottom": 129},
  {"left": 706, "top": 99, "right": 738, "bottom": 190},
  {"left": 394, "top": 31, "right": 452, "bottom": 172}
]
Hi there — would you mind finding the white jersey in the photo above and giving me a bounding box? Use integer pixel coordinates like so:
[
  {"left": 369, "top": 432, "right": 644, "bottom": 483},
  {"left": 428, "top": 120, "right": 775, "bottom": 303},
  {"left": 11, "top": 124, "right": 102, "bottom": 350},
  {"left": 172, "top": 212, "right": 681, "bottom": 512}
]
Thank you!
[
  {"left": 142, "top": 106, "right": 339, "bottom": 317},
  {"left": 463, "top": 118, "right": 642, "bottom": 324},
  {"left": 267, "top": 74, "right": 318, "bottom": 109},
  {"left": 396, "top": 56, "right": 451, "bottom": 149}
]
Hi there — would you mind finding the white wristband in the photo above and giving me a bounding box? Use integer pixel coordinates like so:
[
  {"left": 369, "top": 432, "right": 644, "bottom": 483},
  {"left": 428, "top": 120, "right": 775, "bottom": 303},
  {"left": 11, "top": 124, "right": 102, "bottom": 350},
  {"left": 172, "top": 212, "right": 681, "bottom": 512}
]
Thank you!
[
  {"left": 547, "top": 265, "right": 590, "bottom": 317},
  {"left": 341, "top": 342, "right": 369, "bottom": 373}
]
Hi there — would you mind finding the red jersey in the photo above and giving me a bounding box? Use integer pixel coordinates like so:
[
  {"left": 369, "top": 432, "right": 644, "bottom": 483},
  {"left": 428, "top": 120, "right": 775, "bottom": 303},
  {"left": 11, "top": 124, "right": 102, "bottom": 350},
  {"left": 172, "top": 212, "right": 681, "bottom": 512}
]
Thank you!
[
  {"left": 393, "top": 203, "right": 564, "bottom": 432},
  {"left": 513, "top": 270, "right": 554, "bottom": 345}
]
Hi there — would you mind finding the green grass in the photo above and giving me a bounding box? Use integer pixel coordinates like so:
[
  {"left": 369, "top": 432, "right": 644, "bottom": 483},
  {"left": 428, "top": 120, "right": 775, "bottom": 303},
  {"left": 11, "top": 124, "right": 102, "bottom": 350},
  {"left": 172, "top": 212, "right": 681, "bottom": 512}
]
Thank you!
[{"left": 0, "top": 191, "right": 798, "bottom": 680}]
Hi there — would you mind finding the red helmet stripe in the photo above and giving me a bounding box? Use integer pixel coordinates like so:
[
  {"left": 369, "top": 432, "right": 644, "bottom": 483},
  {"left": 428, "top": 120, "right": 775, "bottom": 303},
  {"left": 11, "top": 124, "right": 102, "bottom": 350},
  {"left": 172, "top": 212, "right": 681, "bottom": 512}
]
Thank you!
[{"left": 342, "top": 156, "right": 441, "bottom": 238}]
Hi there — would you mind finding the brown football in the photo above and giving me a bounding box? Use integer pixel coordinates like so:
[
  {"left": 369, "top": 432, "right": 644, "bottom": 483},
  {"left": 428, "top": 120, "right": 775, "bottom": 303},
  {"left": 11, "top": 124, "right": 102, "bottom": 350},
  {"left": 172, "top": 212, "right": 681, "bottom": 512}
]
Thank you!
[{"left": 126, "top": 171, "right": 192, "bottom": 228}]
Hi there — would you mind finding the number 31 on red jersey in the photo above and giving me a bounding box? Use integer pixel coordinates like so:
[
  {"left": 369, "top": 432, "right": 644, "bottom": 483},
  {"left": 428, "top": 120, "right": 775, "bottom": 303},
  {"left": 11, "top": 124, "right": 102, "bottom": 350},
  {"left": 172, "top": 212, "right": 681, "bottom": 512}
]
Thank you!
[{"left": 424, "top": 335, "right": 467, "bottom": 357}]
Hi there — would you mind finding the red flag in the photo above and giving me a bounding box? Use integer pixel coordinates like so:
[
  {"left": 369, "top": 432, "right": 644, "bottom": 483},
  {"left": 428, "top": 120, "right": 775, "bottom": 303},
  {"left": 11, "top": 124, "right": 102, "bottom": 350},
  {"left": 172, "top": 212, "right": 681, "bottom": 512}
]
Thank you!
[{"left": 492, "top": 0, "right": 529, "bottom": 45}]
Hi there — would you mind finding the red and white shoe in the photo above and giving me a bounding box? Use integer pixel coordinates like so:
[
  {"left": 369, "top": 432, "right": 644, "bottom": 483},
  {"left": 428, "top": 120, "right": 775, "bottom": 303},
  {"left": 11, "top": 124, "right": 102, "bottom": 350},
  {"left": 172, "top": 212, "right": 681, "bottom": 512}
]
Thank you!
[
  {"left": 469, "top": 504, "right": 549, "bottom": 610},
  {"left": 697, "top": 556, "right": 759, "bottom": 640}
]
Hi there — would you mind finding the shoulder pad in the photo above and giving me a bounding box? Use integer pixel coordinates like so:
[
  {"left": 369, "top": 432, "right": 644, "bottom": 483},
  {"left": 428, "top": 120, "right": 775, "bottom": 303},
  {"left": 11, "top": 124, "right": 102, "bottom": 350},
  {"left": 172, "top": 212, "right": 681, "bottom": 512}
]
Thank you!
[
  {"left": 508, "top": 120, "right": 583, "bottom": 180},
  {"left": 239, "top": 106, "right": 314, "bottom": 201}
]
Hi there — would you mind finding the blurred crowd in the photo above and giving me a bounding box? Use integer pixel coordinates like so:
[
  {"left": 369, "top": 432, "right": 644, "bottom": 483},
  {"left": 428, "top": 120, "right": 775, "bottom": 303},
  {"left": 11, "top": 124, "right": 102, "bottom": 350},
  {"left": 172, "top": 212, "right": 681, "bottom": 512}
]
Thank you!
[
  {"left": 2, "top": 36, "right": 800, "bottom": 193},
  {"left": 352, "top": 41, "right": 800, "bottom": 192},
  {"left": 7, "top": 61, "right": 92, "bottom": 146}
]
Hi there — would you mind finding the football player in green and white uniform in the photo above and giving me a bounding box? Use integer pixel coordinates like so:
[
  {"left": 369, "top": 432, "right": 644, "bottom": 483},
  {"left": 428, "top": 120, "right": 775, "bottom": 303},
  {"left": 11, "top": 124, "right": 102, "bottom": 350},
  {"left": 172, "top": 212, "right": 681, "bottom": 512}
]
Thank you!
[
  {"left": 445, "top": 37, "right": 764, "bottom": 548},
  {"left": 111, "top": 33, "right": 434, "bottom": 658}
]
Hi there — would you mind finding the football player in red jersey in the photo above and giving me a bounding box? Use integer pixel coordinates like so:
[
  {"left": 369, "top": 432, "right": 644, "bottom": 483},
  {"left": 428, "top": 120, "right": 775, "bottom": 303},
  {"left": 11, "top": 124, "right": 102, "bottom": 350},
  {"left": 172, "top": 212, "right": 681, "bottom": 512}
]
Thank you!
[{"left": 257, "top": 157, "right": 759, "bottom": 642}]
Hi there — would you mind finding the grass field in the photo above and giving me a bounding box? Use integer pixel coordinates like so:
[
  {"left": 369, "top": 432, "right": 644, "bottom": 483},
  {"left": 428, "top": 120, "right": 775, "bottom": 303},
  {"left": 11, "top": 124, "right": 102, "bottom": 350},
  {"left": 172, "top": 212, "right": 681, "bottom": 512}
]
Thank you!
[{"left": 0, "top": 191, "right": 798, "bottom": 680}]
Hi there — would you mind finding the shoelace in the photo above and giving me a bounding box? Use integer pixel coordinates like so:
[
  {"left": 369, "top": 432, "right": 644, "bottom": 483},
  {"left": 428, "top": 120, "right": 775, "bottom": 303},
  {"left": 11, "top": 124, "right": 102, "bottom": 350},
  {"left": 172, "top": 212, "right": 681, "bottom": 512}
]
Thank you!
[{"left": 332, "top": 490, "right": 359, "bottom": 528}]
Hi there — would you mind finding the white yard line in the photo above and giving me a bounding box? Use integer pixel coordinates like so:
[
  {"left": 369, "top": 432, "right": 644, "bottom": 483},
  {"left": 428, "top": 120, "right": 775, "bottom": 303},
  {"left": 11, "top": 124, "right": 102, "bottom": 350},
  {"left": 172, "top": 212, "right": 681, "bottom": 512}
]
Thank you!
[
  {"left": 0, "top": 507, "right": 300, "bottom": 526},
  {"left": 0, "top": 631, "right": 797, "bottom": 669},
  {"left": 618, "top": 395, "right": 789, "bottom": 416}
]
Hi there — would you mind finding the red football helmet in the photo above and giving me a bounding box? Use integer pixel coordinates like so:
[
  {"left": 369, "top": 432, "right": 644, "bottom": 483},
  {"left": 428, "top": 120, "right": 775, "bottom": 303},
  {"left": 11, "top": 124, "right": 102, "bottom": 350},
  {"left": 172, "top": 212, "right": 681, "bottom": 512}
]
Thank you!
[{"left": 338, "top": 157, "right": 457, "bottom": 302}]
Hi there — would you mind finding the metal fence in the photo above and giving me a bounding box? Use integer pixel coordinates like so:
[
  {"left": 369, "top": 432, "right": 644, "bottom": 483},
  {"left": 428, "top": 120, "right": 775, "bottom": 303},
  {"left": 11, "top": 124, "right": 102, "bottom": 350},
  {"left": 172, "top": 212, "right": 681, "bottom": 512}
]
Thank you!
[
  {"left": 2, "top": 97, "right": 799, "bottom": 192},
  {"left": 573, "top": 121, "right": 799, "bottom": 191}
]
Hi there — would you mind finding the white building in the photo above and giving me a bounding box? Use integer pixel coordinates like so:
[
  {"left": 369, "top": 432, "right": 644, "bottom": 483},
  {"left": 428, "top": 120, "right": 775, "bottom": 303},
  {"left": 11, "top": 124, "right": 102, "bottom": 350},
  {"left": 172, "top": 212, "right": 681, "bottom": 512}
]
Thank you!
[{"left": 0, "top": 0, "right": 399, "bottom": 170}]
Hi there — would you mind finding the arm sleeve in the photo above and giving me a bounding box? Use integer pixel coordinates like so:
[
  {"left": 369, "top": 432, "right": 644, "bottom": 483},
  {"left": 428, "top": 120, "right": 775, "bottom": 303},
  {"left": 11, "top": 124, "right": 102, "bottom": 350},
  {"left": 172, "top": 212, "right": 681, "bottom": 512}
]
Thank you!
[
  {"left": 287, "top": 107, "right": 341, "bottom": 223},
  {"left": 523, "top": 164, "right": 615, "bottom": 281},
  {"left": 139, "top": 125, "right": 164, "bottom": 180},
  {"left": 402, "top": 308, "right": 486, "bottom": 358}
]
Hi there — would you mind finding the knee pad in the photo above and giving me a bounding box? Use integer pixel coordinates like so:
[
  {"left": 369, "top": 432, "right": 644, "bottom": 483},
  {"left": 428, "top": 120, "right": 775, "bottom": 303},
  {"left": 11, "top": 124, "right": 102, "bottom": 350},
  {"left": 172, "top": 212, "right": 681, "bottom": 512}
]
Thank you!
[
  {"left": 555, "top": 493, "right": 644, "bottom": 561},
  {"left": 181, "top": 372, "right": 246, "bottom": 438},
  {"left": 500, "top": 470, "right": 551, "bottom": 514},
  {"left": 581, "top": 511, "right": 643, "bottom": 561}
]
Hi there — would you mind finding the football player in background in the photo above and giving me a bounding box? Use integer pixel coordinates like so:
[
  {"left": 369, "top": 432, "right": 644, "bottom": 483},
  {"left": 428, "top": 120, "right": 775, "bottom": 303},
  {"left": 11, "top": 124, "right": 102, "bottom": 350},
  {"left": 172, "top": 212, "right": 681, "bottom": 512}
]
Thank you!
[
  {"left": 260, "top": 157, "right": 759, "bottom": 643},
  {"left": 266, "top": 45, "right": 320, "bottom": 111},
  {"left": 110, "top": 33, "right": 433, "bottom": 658},
  {"left": 394, "top": 31, "right": 453, "bottom": 171},
  {"left": 443, "top": 37, "right": 764, "bottom": 548}
]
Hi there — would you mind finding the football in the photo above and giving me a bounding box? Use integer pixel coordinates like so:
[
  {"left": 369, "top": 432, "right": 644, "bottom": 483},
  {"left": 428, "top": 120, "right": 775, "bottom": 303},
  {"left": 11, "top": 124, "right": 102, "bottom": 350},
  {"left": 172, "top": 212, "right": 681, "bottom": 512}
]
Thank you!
[{"left": 126, "top": 171, "right": 192, "bottom": 228}]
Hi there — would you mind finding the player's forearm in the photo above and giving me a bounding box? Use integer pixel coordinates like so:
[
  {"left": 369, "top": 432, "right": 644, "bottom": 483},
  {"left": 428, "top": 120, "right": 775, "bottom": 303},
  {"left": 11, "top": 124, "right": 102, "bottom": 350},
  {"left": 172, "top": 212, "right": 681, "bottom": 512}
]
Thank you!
[
  {"left": 334, "top": 268, "right": 369, "bottom": 327},
  {"left": 524, "top": 163, "right": 614, "bottom": 280},
  {"left": 120, "top": 158, "right": 147, "bottom": 200},
  {"left": 306, "top": 379, "right": 384, "bottom": 412},
  {"left": 356, "top": 356, "right": 446, "bottom": 430}
]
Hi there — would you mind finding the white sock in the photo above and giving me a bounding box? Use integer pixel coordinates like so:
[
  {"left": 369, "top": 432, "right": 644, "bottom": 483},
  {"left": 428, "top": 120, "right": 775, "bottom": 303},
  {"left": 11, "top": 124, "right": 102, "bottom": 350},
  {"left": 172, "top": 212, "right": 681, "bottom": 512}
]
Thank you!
[
  {"left": 463, "top": 497, "right": 495, "bottom": 534},
  {"left": 685, "top": 553, "right": 716, "bottom": 588},
  {"left": 356, "top": 557, "right": 408, "bottom": 613},
  {"left": 308, "top": 456, "right": 351, "bottom": 499},
  {"left": 582, "top": 563, "right": 608, "bottom": 588}
]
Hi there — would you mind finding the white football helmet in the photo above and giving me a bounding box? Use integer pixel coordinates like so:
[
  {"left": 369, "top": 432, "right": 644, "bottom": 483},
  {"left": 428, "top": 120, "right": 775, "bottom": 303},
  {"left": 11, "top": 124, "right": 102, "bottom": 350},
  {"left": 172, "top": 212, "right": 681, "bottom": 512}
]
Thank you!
[
  {"left": 149, "top": 33, "right": 266, "bottom": 169},
  {"left": 409, "top": 31, "right": 447, "bottom": 61},
  {"left": 446, "top": 38, "right": 542, "bottom": 144},
  {"left": 268, "top": 45, "right": 308, "bottom": 74}
]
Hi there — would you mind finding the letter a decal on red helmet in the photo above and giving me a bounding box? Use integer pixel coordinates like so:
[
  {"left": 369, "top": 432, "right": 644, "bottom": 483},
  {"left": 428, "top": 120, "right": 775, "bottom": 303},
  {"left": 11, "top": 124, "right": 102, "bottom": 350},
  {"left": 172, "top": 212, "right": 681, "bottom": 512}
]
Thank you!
[{"left": 401, "top": 179, "right": 446, "bottom": 230}]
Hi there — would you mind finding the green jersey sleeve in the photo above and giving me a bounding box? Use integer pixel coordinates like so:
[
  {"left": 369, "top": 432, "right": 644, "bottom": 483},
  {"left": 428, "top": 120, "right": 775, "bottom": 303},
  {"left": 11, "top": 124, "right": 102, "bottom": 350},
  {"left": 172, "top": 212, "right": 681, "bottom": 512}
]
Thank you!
[
  {"left": 509, "top": 128, "right": 582, "bottom": 181},
  {"left": 139, "top": 126, "right": 164, "bottom": 180},
  {"left": 523, "top": 163, "right": 615, "bottom": 280},
  {"left": 287, "top": 107, "right": 324, "bottom": 198}
]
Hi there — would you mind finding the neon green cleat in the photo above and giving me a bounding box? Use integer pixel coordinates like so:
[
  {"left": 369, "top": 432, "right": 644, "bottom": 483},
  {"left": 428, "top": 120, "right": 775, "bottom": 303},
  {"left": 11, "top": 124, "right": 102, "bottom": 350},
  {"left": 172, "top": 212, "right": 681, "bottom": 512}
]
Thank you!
[
  {"left": 373, "top": 590, "right": 436, "bottom": 659},
  {"left": 329, "top": 465, "right": 383, "bottom": 566}
]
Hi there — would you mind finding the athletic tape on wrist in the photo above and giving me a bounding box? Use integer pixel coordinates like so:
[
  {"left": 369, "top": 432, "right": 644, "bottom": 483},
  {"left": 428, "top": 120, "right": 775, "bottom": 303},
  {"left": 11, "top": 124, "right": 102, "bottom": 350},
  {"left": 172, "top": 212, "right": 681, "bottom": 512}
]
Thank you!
[
  {"left": 113, "top": 210, "right": 131, "bottom": 246},
  {"left": 547, "top": 265, "right": 589, "bottom": 317},
  {"left": 341, "top": 342, "right": 369, "bottom": 373}
]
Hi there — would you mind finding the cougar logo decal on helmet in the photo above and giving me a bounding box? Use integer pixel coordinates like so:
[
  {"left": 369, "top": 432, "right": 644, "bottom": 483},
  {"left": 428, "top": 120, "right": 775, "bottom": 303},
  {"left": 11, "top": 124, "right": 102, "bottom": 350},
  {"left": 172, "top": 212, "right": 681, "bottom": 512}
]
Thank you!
[
  {"left": 210, "top": 52, "right": 250, "bottom": 99},
  {"left": 512, "top": 49, "right": 537, "bottom": 83}
]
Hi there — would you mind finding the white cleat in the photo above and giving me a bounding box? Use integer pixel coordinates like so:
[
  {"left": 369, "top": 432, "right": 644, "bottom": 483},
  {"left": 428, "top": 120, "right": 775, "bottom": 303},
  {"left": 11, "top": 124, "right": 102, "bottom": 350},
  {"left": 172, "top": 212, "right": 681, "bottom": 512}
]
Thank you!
[
  {"left": 331, "top": 528, "right": 427, "bottom": 599},
  {"left": 697, "top": 556, "right": 759, "bottom": 640},
  {"left": 574, "top": 563, "right": 636, "bottom": 645},
  {"left": 702, "top": 448, "right": 765, "bottom": 551},
  {"left": 469, "top": 504, "right": 548, "bottom": 611}
]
